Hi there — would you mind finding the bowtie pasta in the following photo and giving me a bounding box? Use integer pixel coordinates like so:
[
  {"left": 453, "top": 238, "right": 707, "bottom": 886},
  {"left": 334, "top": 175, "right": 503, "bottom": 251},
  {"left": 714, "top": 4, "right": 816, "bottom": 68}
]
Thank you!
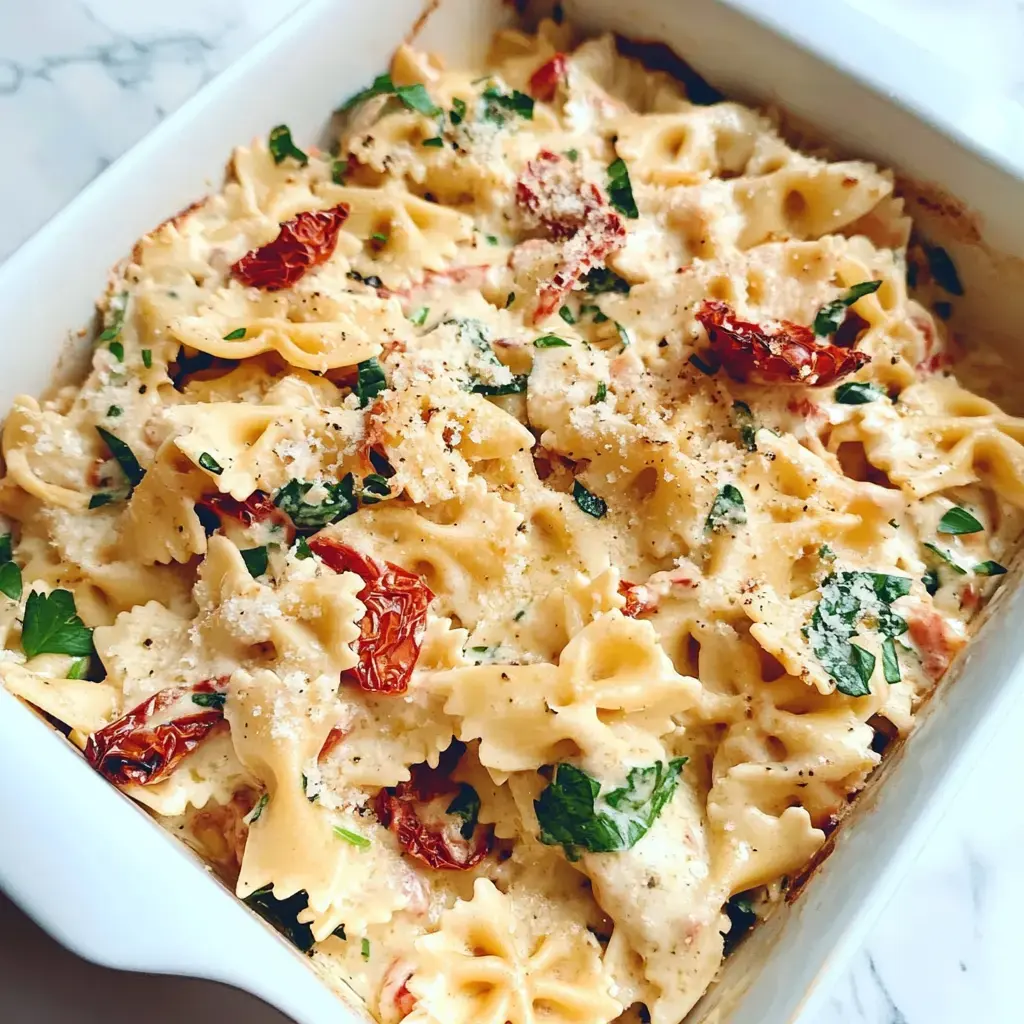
[{"left": 3, "top": 17, "right": 1023, "bottom": 1024}]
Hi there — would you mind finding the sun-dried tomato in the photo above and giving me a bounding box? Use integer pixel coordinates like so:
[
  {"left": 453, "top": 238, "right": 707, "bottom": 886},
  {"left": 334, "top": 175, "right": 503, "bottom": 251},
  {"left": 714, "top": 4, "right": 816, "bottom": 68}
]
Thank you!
[
  {"left": 317, "top": 725, "right": 346, "bottom": 762},
  {"left": 529, "top": 53, "right": 567, "bottom": 102},
  {"left": 197, "top": 490, "right": 281, "bottom": 528},
  {"left": 308, "top": 537, "right": 434, "bottom": 694},
  {"left": 84, "top": 679, "right": 229, "bottom": 786},
  {"left": 515, "top": 150, "right": 626, "bottom": 321},
  {"left": 696, "top": 300, "right": 872, "bottom": 386},
  {"left": 232, "top": 204, "right": 350, "bottom": 291},
  {"left": 907, "top": 608, "right": 965, "bottom": 681},
  {"left": 618, "top": 580, "right": 652, "bottom": 618},
  {"left": 374, "top": 753, "right": 492, "bottom": 871}
]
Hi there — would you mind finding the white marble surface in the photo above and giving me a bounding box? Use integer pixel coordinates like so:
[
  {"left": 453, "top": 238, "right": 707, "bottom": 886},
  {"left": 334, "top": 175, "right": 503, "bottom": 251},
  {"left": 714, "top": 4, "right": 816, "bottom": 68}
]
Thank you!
[{"left": 2, "top": 1, "right": 1024, "bottom": 1022}]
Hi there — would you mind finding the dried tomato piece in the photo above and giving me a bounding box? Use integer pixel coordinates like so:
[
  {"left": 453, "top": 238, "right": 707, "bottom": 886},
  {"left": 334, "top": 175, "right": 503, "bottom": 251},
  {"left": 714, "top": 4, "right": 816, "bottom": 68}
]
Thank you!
[
  {"left": 197, "top": 490, "right": 281, "bottom": 528},
  {"left": 308, "top": 537, "right": 434, "bottom": 694},
  {"left": 515, "top": 150, "right": 626, "bottom": 321},
  {"left": 232, "top": 204, "right": 350, "bottom": 291},
  {"left": 84, "top": 679, "right": 228, "bottom": 786},
  {"left": 618, "top": 580, "right": 652, "bottom": 618},
  {"left": 528, "top": 53, "right": 568, "bottom": 102},
  {"left": 907, "top": 608, "right": 965, "bottom": 680},
  {"left": 375, "top": 756, "right": 492, "bottom": 871},
  {"left": 695, "top": 300, "right": 872, "bottom": 386}
]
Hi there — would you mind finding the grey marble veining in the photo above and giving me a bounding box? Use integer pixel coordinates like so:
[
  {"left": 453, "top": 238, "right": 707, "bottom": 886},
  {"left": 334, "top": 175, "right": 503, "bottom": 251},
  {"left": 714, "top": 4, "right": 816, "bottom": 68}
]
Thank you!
[{"left": 1, "top": 2, "right": 1023, "bottom": 1023}]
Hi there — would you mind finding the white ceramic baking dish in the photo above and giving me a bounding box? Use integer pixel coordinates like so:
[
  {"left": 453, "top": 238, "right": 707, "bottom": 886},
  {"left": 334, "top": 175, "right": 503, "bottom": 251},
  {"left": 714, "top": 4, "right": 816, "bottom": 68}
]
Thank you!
[{"left": 3, "top": 1, "right": 1024, "bottom": 1022}]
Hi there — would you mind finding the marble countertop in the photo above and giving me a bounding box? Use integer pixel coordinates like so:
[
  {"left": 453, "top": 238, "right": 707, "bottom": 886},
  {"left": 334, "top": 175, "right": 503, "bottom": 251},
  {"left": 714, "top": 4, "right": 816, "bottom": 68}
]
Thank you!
[{"left": 2, "top": 1, "right": 1023, "bottom": 1022}]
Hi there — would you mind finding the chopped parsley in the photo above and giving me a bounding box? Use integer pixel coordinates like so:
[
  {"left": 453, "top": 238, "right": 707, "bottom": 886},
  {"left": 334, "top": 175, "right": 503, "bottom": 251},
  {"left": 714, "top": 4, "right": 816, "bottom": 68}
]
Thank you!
[
  {"left": 361, "top": 938, "right": 371, "bottom": 961},
  {"left": 805, "top": 572, "right": 911, "bottom": 697},
  {"left": 192, "top": 691, "right": 227, "bottom": 710},
  {"left": 108, "top": 341, "right": 124, "bottom": 362},
  {"left": 246, "top": 793, "right": 269, "bottom": 824},
  {"left": 21, "top": 589, "right": 93, "bottom": 659},
  {"left": 223, "top": 328, "right": 247, "bottom": 341},
  {"left": 334, "top": 826, "right": 371, "bottom": 849},
  {"left": 354, "top": 357, "right": 388, "bottom": 407},
  {"left": 607, "top": 158, "right": 638, "bottom": 219},
  {"left": 594, "top": 381, "right": 608, "bottom": 404},
  {"left": 732, "top": 401, "right": 757, "bottom": 451},
  {"left": 198, "top": 452, "right": 224, "bottom": 475},
  {"left": 422, "top": 136, "right": 444, "bottom": 148},
  {"left": 573, "top": 480, "right": 607, "bottom": 519},
  {"left": 0, "top": 534, "right": 12, "bottom": 564},
  {"left": 534, "top": 335, "right": 570, "bottom": 348},
  {"left": 409, "top": 306, "right": 430, "bottom": 327},
  {"left": 688, "top": 352, "right": 718, "bottom": 375},
  {"left": 96, "top": 426, "right": 145, "bottom": 490},
  {"left": 535, "top": 758, "right": 687, "bottom": 860},
  {"left": 813, "top": 280, "right": 882, "bottom": 337},
  {"left": 370, "top": 231, "right": 389, "bottom": 245},
  {"left": 273, "top": 476, "right": 358, "bottom": 531},
  {"left": 340, "top": 73, "right": 441, "bottom": 117},
  {"left": 450, "top": 97, "right": 467, "bottom": 125},
  {"left": 360, "top": 473, "right": 390, "bottom": 505},
  {"left": 558, "top": 305, "right": 576, "bottom": 325},
  {"left": 581, "top": 267, "right": 630, "bottom": 294},
  {"left": 974, "top": 560, "right": 1007, "bottom": 576},
  {"left": 446, "top": 783, "right": 481, "bottom": 839},
  {"left": 141, "top": 348, "right": 153, "bottom": 368},
  {"left": 331, "top": 157, "right": 348, "bottom": 185},
  {"left": 88, "top": 493, "right": 116, "bottom": 509},
  {"left": 705, "top": 484, "right": 746, "bottom": 533},
  {"left": 505, "top": 291, "right": 516, "bottom": 308},
  {"left": 834, "top": 381, "right": 885, "bottom": 404},
  {"left": 66, "top": 657, "right": 90, "bottom": 680},
  {"left": 613, "top": 320, "right": 631, "bottom": 348},
  {"left": 937, "top": 506, "right": 983, "bottom": 535},
  {"left": 481, "top": 84, "right": 534, "bottom": 123},
  {"left": 922, "top": 568, "right": 941, "bottom": 595},
  {"left": 268, "top": 124, "right": 308, "bottom": 166},
  {"left": 881, "top": 636, "right": 901, "bottom": 684},
  {"left": 98, "top": 292, "right": 127, "bottom": 343},
  {"left": 471, "top": 375, "right": 528, "bottom": 396},
  {"left": 0, "top": 561, "right": 22, "bottom": 601},
  {"left": 240, "top": 546, "right": 270, "bottom": 578},
  {"left": 293, "top": 536, "right": 314, "bottom": 560},
  {"left": 565, "top": 148, "right": 579, "bottom": 162},
  {"left": 106, "top": 405, "right": 122, "bottom": 418},
  {"left": 347, "top": 269, "right": 384, "bottom": 288},
  {"left": 485, "top": 234, "right": 499, "bottom": 245},
  {"left": 923, "top": 541, "right": 967, "bottom": 575},
  {"left": 818, "top": 543, "right": 836, "bottom": 562}
]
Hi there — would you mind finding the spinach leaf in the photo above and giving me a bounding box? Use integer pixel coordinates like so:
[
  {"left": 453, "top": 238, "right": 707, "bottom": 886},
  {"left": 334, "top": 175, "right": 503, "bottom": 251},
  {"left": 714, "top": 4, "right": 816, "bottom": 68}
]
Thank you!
[
  {"left": 581, "top": 268, "right": 631, "bottom": 295},
  {"left": 732, "top": 401, "right": 757, "bottom": 451},
  {"left": 834, "top": 381, "right": 885, "bottom": 405},
  {"left": 813, "top": 280, "right": 881, "bottom": 337},
  {"left": 240, "top": 546, "right": 270, "bottom": 578},
  {"left": 268, "top": 124, "right": 308, "bottom": 166},
  {"left": 535, "top": 758, "right": 687, "bottom": 860},
  {"left": 446, "top": 783, "right": 481, "bottom": 839},
  {"left": 705, "top": 484, "right": 746, "bottom": 533},
  {"left": 0, "top": 561, "right": 22, "bottom": 601},
  {"left": 974, "top": 560, "right": 1007, "bottom": 576},
  {"left": 607, "top": 158, "right": 638, "bottom": 219},
  {"left": 273, "top": 476, "right": 358, "bottom": 532},
  {"left": 354, "top": 357, "right": 388, "bottom": 407},
  {"left": 481, "top": 85, "right": 534, "bottom": 123},
  {"left": 244, "top": 885, "right": 316, "bottom": 954},
  {"left": 937, "top": 506, "right": 983, "bottom": 535}
]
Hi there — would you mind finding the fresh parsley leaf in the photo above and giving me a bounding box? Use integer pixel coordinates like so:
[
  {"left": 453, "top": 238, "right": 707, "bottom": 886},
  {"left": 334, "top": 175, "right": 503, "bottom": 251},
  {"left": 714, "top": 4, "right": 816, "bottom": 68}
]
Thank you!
[
  {"left": 21, "top": 589, "right": 93, "bottom": 659},
  {"left": 192, "top": 691, "right": 227, "bottom": 709},
  {"left": 594, "top": 381, "right": 608, "bottom": 404},
  {"left": 471, "top": 375, "right": 529, "bottom": 396},
  {"left": 106, "top": 405, "right": 123, "bottom": 417},
  {"left": 141, "top": 348, "right": 153, "bottom": 368},
  {"left": 108, "top": 341, "right": 124, "bottom": 362},
  {"left": 558, "top": 305, "right": 576, "bottom": 325},
  {"left": 88, "top": 493, "right": 117, "bottom": 509},
  {"left": 268, "top": 124, "right": 308, "bottom": 166},
  {"left": 732, "top": 401, "right": 757, "bottom": 451},
  {"left": 244, "top": 884, "right": 314, "bottom": 954},
  {"left": 273, "top": 476, "right": 358, "bottom": 531},
  {"left": 485, "top": 234, "right": 499, "bottom": 245},
  {"left": 240, "top": 546, "right": 270, "bottom": 578},
  {"left": 818, "top": 543, "right": 836, "bottom": 562},
  {"left": 613, "top": 320, "right": 631, "bottom": 348},
  {"left": 422, "top": 136, "right": 444, "bottom": 148},
  {"left": 355, "top": 357, "right": 388, "bottom": 407},
  {"left": 293, "top": 536, "right": 313, "bottom": 560},
  {"left": 409, "top": 306, "right": 430, "bottom": 327},
  {"left": 607, "top": 158, "right": 638, "bottom": 219},
  {"left": 565, "top": 148, "right": 578, "bottom": 162},
  {"left": 98, "top": 292, "right": 127, "bottom": 343},
  {"left": 0, "top": 533, "right": 11, "bottom": 564},
  {"left": 974, "top": 560, "right": 1007, "bottom": 576},
  {"left": 937, "top": 506, "right": 983, "bottom": 535},
  {"left": 223, "top": 327, "right": 247, "bottom": 341},
  {"left": 688, "top": 352, "right": 718, "bottom": 375},
  {"left": 805, "top": 571, "right": 911, "bottom": 696},
  {"left": 582, "top": 267, "right": 630, "bottom": 294},
  {"left": 360, "top": 473, "right": 390, "bottom": 505},
  {"left": 834, "top": 381, "right": 885, "bottom": 404},
  {"left": 370, "top": 231, "right": 389, "bottom": 245},
  {"left": 66, "top": 657, "right": 90, "bottom": 680},
  {"left": 334, "top": 826, "right": 371, "bottom": 849},
  {"left": 580, "top": 303, "right": 608, "bottom": 323},
  {"left": 813, "top": 280, "right": 882, "bottom": 336},
  {"left": 450, "top": 97, "right": 467, "bottom": 125},
  {"left": 395, "top": 82, "right": 442, "bottom": 116},
  {"left": 705, "top": 484, "right": 746, "bottom": 533},
  {"left": 198, "top": 452, "right": 224, "bottom": 475},
  {"left": 926, "top": 244, "right": 964, "bottom": 296},
  {"left": 573, "top": 480, "right": 607, "bottom": 519},
  {"left": 361, "top": 938, "right": 371, "bottom": 961},
  {"left": 331, "top": 157, "right": 348, "bottom": 185},
  {"left": 481, "top": 85, "right": 534, "bottom": 123},
  {"left": 0, "top": 562, "right": 22, "bottom": 601},
  {"left": 96, "top": 426, "right": 145, "bottom": 489},
  {"left": 505, "top": 291, "right": 516, "bottom": 308},
  {"left": 923, "top": 541, "right": 968, "bottom": 575},
  {"left": 446, "top": 783, "right": 481, "bottom": 839},
  {"left": 535, "top": 759, "right": 687, "bottom": 859},
  {"left": 534, "top": 335, "right": 570, "bottom": 348}
]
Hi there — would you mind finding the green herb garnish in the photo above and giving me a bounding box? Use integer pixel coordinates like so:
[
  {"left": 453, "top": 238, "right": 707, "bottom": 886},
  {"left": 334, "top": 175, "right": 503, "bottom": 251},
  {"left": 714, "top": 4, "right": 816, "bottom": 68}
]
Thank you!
[
  {"left": 141, "top": 349, "right": 153, "bottom": 368},
  {"left": 355, "top": 357, "right": 388, "bottom": 407},
  {"left": 21, "top": 589, "right": 94, "bottom": 659},
  {"left": 360, "top": 473, "right": 390, "bottom": 505},
  {"left": 198, "top": 452, "right": 224, "bottom": 475},
  {"left": 247, "top": 793, "right": 269, "bottom": 824},
  {"left": 293, "top": 536, "right": 313, "bottom": 560},
  {"left": 268, "top": 124, "right": 308, "bottom": 166},
  {"left": 607, "top": 158, "right": 638, "bottom": 219},
  {"left": 974, "top": 560, "right": 1007, "bottom": 576},
  {"left": 705, "top": 484, "right": 746, "bottom": 533},
  {"left": 334, "top": 826, "right": 371, "bottom": 849},
  {"left": 409, "top": 306, "right": 429, "bottom": 327},
  {"left": 481, "top": 85, "right": 534, "bottom": 123},
  {"left": 223, "top": 327, "right": 247, "bottom": 341},
  {"left": 594, "top": 381, "right": 608, "bottom": 404},
  {"left": 534, "top": 335, "right": 570, "bottom": 348},
  {"left": 923, "top": 541, "right": 968, "bottom": 575},
  {"left": 106, "top": 405, "right": 122, "bottom": 418},
  {"left": 558, "top": 305, "right": 576, "bottom": 325},
  {"left": 243, "top": 885, "right": 314, "bottom": 954},
  {"left": 96, "top": 426, "right": 145, "bottom": 490},
  {"left": 732, "top": 401, "right": 757, "bottom": 451},
  {"left": 573, "top": 481, "right": 607, "bottom": 519},
  {"left": 273, "top": 476, "right": 358, "bottom": 531},
  {"left": 688, "top": 352, "right": 718, "bottom": 375},
  {"left": 813, "top": 280, "right": 882, "bottom": 337},
  {"left": 834, "top": 381, "right": 885, "bottom": 404},
  {"left": 582, "top": 267, "right": 630, "bottom": 294},
  {"left": 937, "top": 506, "right": 983, "bottom": 535},
  {"left": 535, "top": 759, "right": 687, "bottom": 860},
  {"left": 332, "top": 158, "right": 348, "bottom": 185},
  {"left": 0, "top": 562, "right": 22, "bottom": 601},
  {"left": 98, "top": 292, "right": 127, "bottom": 343},
  {"left": 340, "top": 73, "right": 441, "bottom": 117},
  {"left": 192, "top": 691, "right": 227, "bottom": 709},
  {"left": 446, "top": 783, "right": 481, "bottom": 839},
  {"left": 240, "top": 546, "right": 270, "bottom": 578},
  {"left": 361, "top": 938, "right": 371, "bottom": 960},
  {"left": 66, "top": 657, "right": 89, "bottom": 680},
  {"left": 422, "top": 136, "right": 444, "bottom": 148}
]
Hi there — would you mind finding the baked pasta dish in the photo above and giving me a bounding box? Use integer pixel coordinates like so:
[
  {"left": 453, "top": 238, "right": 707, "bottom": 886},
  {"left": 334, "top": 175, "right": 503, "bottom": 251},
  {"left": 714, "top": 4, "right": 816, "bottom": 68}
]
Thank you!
[{"left": 3, "top": 17, "right": 1022, "bottom": 1024}]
